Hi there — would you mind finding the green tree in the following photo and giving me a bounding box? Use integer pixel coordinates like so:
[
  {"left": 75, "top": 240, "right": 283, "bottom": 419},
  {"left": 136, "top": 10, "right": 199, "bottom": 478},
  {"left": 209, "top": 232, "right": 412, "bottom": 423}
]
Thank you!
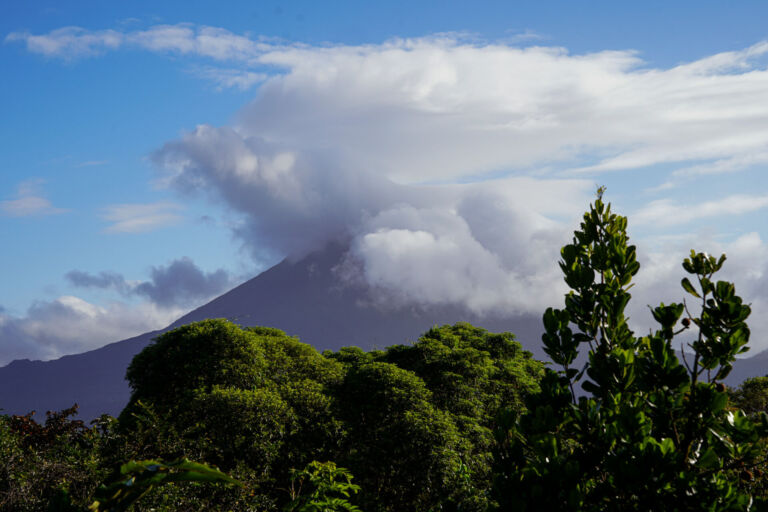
[
  {"left": 0, "top": 406, "right": 108, "bottom": 511},
  {"left": 727, "top": 376, "right": 768, "bottom": 503},
  {"left": 731, "top": 376, "right": 768, "bottom": 416},
  {"left": 493, "top": 190, "right": 768, "bottom": 511},
  {"left": 119, "top": 318, "right": 544, "bottom": 510},
  {"left": 334, "top": 361, "right": 462, "bottom": 511},
  {"left": 325, "top": 322, "right": 543, "bottom": 511},
  {"left": 119, "top": 319, "right": 346, "bottom": 509},
  {"left": 382, "top": 323, "right": 542, "bottom": 420},
  {"left": 123, "top": 320, "right": 270, "bottom": 417},
  {"left": 375, "top": 322, "right": 543, "bottom": 510},
  {"left": 187, "top": 386, "right": 292, "bottom": 471}
]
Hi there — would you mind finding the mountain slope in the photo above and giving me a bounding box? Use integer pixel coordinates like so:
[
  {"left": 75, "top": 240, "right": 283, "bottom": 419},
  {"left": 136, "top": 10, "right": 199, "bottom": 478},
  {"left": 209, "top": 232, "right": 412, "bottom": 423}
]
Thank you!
[
  {"left": 2, "top": 243, "right": 765, "bottom": 420},
  {"left": 0, "top": 244, "right": 543, "bottom": 420}
]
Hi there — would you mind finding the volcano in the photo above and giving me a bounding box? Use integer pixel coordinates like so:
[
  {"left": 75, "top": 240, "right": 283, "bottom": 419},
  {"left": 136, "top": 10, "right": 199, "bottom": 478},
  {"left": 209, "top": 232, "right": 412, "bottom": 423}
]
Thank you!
[
  {"left": 0, "top": 244, "right": 545, "bottom": 420},
  {"left": 3, "top": 243, "right": 766, "bottom": 421}
]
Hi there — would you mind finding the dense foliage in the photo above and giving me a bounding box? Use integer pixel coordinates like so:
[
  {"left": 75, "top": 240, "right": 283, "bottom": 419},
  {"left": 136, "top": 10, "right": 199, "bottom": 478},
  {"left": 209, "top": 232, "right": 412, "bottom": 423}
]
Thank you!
[
  {"left": 493, "top": 190, "right": 768, "bottom": 511},
  {"left": 0, "top": 405, "right": 108, "bottom": 511},
  {"left": 731, "top": 377, "right": 768, "bottom": 416},
  {"left": 5, "top": 193, "right": 768, "bottom": 511},
  {"left": 1, "top": 321, "right": 542, "bottom": 510}
]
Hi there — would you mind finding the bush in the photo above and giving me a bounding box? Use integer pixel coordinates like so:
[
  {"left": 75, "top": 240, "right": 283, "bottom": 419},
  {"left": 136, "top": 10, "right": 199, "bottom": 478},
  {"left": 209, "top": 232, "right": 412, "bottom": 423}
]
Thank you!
[{"left": 493, "top": 189, "right": 768, "bottom": 511}]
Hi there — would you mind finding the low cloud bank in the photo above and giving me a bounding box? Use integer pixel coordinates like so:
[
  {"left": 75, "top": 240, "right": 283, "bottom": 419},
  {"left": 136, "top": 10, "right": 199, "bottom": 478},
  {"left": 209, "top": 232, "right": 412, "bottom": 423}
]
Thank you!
[
  {"left": 0, "top": 259, "right": 237, "bottom": 366},
  {"left": 0, "top": 297, "right": 181, "bottom": 366}
]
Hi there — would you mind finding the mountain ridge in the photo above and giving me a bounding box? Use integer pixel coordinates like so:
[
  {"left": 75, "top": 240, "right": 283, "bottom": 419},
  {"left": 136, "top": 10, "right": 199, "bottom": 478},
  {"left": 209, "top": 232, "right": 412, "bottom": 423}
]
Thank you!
[
  {"left": 2, "top": 243, "right": 766, "bottom": 420},
  {"left": 0, "top": 244, "right": 543, "bottom": 420}
]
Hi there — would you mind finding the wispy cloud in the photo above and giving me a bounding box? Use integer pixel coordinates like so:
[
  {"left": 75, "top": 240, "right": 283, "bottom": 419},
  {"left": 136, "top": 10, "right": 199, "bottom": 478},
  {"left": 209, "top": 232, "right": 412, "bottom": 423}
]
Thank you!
[
  {"left": 503, "top": 28, "right": 547, "bottom": 44},
  {"left": 192, "top": 66, "right": 267, "bottom": 91},
  {"left": 5, "top": 23, "right": 271, "bottom": 65},
  {"left": 75, "top": 160, "right": 109, "bottom": 168},
  {"left": 5, "top": 26, "right": 123, "bottom": 60},
  {"left": 634, "top": 194, "right": 768, "bottom": 227},
  {"left": 0, "top": 180, "right": 67, "bottom": 217},
  {"left": 101, "top": 201, "right": 183, "bottom": 233}
]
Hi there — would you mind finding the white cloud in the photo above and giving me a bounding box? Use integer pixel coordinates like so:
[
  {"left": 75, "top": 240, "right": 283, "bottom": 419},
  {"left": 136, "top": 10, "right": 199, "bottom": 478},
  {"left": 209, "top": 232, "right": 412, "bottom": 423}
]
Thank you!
[
  {"left": 9, "top": 25, "right": 768, "bottom": 183},
  {"left": 155, "top": 121, "right": 592, "bottom": 313},
  {"left": 625, "top": 231, "right": 768, "bottom": 353},
  {"left": 5, "top": 26, "right": 123, "bottom": 59},
  {"left": 634, "top": 194, "right": 768, "bottom": 227},
  {"left": 194, "top": 67, "right": 267, "bottom": 91},
  {"left": 101, "top": 201, "right": 183, "bottom": 233},
  {"left": 0, "top": 296, "right": 181, "bottom": 366},
  {"left": 346, "top": 199, "right": 568, "bottom": 315},
  {"left": 243, "top": 37, "right": 768, "bottom": 185},
  {"left": 1, "top": 180, "right": 67, "bottom": 217}
]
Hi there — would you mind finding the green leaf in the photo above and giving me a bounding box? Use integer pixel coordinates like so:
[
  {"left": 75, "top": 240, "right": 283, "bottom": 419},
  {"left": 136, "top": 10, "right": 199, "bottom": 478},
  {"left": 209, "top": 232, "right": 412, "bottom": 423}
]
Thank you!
[
  {"left": 697, "top": 448, "right": 719, "bottom": 470},
  {"left": 681, "top": 277, "right": 700, "bottom": 298},
  {"left": 712, "top": 391, "right": 728, "bottom": 413}
]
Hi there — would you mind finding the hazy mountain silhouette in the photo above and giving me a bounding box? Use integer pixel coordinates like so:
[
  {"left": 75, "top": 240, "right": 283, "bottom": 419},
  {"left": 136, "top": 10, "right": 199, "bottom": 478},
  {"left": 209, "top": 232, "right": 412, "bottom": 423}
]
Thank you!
[
  {"left": 724, "top": 350, "right": 768, "bottom": 387},
  {"left": 0, "top": 243, "right": 546, "bottom": 420}
]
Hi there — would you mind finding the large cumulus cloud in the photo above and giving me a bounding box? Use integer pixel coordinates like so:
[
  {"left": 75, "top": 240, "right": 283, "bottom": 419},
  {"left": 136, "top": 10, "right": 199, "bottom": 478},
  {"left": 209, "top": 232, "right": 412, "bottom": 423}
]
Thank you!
[
  {"left": 154, "top": 123, "right": 592, "bottom": 315},
  {"left": 145, "top": 31, "right": 768, "bottom": 330}
]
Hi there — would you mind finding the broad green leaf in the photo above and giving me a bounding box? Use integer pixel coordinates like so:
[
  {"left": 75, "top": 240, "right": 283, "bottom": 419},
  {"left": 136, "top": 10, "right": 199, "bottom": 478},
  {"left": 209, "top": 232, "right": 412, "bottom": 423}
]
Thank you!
[{"left": 681, "top": 277, "right": 700, "bottom": 298}]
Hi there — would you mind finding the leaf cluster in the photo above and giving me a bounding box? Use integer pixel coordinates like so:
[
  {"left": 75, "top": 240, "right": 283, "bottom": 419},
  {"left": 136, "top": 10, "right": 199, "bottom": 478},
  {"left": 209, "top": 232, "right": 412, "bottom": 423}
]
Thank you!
[{"left": 494, "top": 192, "right": 768, "bottom": 511}]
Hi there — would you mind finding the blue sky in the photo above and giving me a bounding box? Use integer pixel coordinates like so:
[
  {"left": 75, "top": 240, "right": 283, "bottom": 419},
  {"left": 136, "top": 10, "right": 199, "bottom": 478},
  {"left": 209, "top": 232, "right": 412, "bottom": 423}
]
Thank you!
[{"left": 3, "top": 1, "right": 768, "bottom": 364}]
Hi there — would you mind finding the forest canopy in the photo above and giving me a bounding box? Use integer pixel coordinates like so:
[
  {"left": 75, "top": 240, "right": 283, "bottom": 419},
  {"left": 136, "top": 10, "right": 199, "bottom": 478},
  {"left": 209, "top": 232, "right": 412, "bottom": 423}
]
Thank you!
[{"left": 2, "top": 320, "right": 543, "bottom": 511}]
